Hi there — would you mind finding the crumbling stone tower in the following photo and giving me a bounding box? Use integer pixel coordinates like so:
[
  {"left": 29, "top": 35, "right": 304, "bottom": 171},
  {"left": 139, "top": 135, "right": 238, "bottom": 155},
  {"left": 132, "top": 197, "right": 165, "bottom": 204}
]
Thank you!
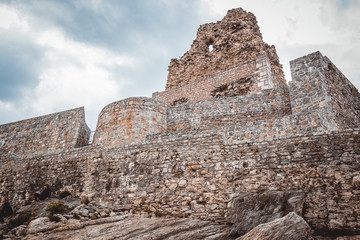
[
  {"left": 166, "top": 8, "right": 286, "bottom": 91},
  {"left": 153, "top": 8, "right": 286, "bottom": 106}
]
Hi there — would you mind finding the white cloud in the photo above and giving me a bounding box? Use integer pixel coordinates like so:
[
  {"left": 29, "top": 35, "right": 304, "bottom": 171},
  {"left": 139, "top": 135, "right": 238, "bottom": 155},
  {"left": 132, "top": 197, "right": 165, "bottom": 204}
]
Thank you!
[
  {"left": 0, "top": 4, "right": 135, "bottom": 129},
  {"left": 0, "top": 4, "right": 29, "bottom": 31},
  {"left": 1, "top": 1, "right": 359, "bottom": 130}
]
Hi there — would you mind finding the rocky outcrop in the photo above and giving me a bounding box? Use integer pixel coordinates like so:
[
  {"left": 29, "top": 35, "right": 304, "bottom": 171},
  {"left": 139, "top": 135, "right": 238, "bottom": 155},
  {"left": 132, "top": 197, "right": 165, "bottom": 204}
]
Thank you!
[
  {"left": 230, "top": 191, "right": 305, "bottom": 236},
  {"left": 166, "top": 8, "right": 286, "bottom": 90},
  {"left": 237, "top": 212, "right": 312, "bottom": 240},
  {"left": 23, "top": 216, "right": 230, "bottom": 240}
]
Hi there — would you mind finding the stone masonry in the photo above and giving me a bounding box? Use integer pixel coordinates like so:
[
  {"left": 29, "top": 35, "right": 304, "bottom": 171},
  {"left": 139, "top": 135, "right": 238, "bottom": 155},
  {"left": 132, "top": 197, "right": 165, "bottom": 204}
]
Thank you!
[
  {"left": 1, "top": 7, "right": 360, "bottom": 238},
  {"left": 0, "top": 107, "right": 90, "bottom": 158},
  {"left": 165, "top": 8, "right": 286, "bottom": 90}
]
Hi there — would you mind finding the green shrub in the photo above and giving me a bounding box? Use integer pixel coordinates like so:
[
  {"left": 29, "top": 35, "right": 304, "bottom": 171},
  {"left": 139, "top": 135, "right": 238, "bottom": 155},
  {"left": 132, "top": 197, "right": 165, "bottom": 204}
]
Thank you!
[
  {"left": 59, "top": 190, "right": 71, "bottom": 199},
  {"left": 7, "top": 211, "right": 36, "bottom": 230},
  {"left": 47, "top": 202, "right": 68, "bottom": 222},
  {"left": 47, "top": 202, "right": 68, "bottom": 215},
  {"left": 82, "top": 196, "right": 90, "bottom": 205},
  {"left": 48, "top": 214, "right": 61, "bottom": 222}
]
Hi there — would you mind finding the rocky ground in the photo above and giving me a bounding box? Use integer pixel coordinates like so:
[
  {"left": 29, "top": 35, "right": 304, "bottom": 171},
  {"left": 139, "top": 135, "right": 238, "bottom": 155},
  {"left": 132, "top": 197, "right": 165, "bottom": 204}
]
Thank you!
[{"left": 0, "top": 192, "right": 359, "bottom": 239}]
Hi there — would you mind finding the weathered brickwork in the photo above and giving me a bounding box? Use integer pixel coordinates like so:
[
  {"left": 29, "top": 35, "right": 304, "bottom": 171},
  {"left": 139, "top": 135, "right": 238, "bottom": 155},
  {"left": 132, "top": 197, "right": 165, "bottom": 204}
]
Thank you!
[
  {"left": 165, "top": 8, "right": 286, "bottom": 90},
  {"left": 153, "top": 53, "right": 275, "bottom": 104},
  {"left": 0, "top": 107, "right": 90, "bottom": 158},
  {"left": 93, "top": 97, "right": 167, "bottom": 147}
]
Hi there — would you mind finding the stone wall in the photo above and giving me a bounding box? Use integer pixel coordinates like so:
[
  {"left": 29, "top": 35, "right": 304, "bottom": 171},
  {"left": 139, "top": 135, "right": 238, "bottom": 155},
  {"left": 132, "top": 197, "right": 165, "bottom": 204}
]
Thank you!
[
  {"left": 165, "top": 8, "right": 286, "bottom": 90},
  {"left": 0, "top": 144, "right": 101, "bottom": 207},
  {"left": 153, "top": 53, "right": 275, "bottom": 105},
  {"left": 0, "top": 107, "right": 90, "bottom": 158},
  {"left": 1, "top": 130, "right": 359, "bottom": 235},
  {"left": 93, "top": 97, "right": 167, "bottom": 147},
  {"left": 323, "top": 56, "right": 360, "bottom": 130},
  {"left": 164, "top": 86, "right": 291, "bottom": 134},
  {"left": 290, "top": 51, "right": 360, "bottom": 132}
]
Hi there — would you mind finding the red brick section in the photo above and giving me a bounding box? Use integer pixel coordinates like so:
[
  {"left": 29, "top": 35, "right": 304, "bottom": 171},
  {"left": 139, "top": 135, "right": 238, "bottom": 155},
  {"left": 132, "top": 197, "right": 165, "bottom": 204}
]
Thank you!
[{"left": 154, "top": 53, "right": 279, "bottom": 105}]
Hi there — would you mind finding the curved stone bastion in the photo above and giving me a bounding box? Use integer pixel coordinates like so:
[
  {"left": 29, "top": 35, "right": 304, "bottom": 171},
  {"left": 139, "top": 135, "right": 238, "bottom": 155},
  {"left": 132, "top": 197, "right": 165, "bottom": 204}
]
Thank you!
[{"left": 92, "top": 97, "right": 168, "bottom": 147}]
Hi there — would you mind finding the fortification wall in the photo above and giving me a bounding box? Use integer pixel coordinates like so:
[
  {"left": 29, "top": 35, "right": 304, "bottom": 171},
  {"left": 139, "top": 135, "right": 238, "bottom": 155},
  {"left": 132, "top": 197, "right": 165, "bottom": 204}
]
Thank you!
[
  {"left": 93, "top": 97, "right": 167, "bottom": 147},
  {"left": 165, "top": 8, "right": 286, "bottom": 90},
  {"left": 164, "top": 86, "right": 291, "bottom": 133},
  {"left": 0, "top": 145, "right": 101, "bottom": 206},
  {"left": 1, "top": 130, "right": 359, "bottom": 235},
  {"left": 290, "top": 51, "right": 360, "bottom": 132},
  {"left": 323, "top": 56, "right": 360, "bottom": 129},
  {"left": 153, "top": 53, "right": 274, "bottom": 105},
  {"left": 0, "top": 107, "right": 90, "bottom": 157}
]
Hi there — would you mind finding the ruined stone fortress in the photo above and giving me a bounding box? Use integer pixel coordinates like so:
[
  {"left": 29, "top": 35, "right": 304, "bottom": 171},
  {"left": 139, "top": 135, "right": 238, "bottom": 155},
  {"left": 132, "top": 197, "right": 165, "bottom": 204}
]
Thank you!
[{"left": 1, "top": 8, "right": 360, "bottom": 236}]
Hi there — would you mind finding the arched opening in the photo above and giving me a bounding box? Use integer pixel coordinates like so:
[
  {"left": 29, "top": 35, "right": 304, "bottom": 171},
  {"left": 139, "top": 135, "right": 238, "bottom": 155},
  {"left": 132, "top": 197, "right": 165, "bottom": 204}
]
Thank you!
[{"left": 207, "top": 38, "right": 214, "bottom": 52}]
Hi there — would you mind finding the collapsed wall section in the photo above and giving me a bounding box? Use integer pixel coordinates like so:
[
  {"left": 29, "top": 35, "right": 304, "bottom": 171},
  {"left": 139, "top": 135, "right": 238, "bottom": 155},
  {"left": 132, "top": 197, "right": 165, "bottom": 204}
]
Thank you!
[
  {"left": 0, "top": 107, "right": 90, "bottom": 157},
  {"left": 166, "top": 8, "right": 286, "bottom": 90},
  {"left": 153, "top": 53, "right": 275, "bottom": 104},
  {"left": 93, "top": 97, "right": 167, "bottom": 147}
]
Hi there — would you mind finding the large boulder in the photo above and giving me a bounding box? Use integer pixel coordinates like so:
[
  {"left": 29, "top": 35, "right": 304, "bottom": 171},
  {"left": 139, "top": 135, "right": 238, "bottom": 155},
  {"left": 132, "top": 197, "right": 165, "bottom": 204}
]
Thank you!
[
  {"left": 237, "top": 212, "right": 311, "bottom": 240},
  {"left": 230, "top": 191, "right": 304, "bottom": 236}
]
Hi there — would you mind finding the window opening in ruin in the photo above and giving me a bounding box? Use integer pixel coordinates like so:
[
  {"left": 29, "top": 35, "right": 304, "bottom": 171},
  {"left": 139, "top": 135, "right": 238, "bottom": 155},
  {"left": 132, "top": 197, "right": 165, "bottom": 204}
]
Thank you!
[
  {"left": 88, "top": 131, "right": 95, "bottom": 145},
  {"left": 207, "top": 38, "right": 214, "bottom": 52},
  {"left": 209, "top": 44, "right": 213, "bottom": 52}
]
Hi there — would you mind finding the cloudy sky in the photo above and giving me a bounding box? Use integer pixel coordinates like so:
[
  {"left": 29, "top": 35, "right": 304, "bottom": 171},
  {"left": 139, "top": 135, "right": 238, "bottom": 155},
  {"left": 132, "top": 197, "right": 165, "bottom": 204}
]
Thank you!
[{"left": 0, "top": 0, "right": 359, "bottom": 130}]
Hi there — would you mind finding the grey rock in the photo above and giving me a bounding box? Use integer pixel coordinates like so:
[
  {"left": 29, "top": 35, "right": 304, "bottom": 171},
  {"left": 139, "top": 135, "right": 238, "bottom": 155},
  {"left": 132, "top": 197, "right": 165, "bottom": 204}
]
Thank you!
[
  {"left": 26, "top": 217, "right": 52, "bottom": 234},
  {"left": 230, "top": 191, "right": 304, "bottom": 235},
  {"left": 9, "top": 224, "right": 27, "bottom": 237},
  {"left": 237, "top": 212, "right": 311, "bottom": 240},
  {"left": 23, "top": 215, "right": 230, "bottom": 240}
]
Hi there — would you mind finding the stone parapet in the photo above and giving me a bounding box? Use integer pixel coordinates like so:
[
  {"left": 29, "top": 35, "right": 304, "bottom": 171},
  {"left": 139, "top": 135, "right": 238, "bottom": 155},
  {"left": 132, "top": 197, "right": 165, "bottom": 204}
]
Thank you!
[{"left": 0, "top": 107, "right": 90, "bottom": 158}]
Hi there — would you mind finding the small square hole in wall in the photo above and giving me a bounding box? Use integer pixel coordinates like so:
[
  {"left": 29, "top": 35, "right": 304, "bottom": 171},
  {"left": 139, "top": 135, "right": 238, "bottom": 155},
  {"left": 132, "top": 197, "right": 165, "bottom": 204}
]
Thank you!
[{"left": 209, "top": 44, "right": 213, "bottom": 52}]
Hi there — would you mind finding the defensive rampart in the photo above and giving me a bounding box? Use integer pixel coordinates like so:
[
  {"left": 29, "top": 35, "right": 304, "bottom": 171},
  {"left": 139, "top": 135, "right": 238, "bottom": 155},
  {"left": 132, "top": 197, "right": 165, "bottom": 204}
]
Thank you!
[
  {"left": 1, "top": 129, "right": 359, "bottom": 235},
  {"left": 0, "top": 107, "right": 90, "bottom": 158}
]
